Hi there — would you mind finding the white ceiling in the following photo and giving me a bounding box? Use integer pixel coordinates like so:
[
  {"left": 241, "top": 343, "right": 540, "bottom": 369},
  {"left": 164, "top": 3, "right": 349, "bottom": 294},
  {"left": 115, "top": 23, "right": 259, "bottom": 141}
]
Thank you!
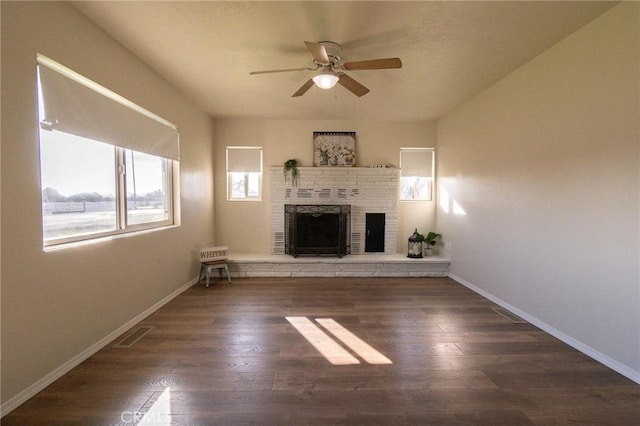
[{"left": 73, "top": 1, "right": 616, "bottom": 122}]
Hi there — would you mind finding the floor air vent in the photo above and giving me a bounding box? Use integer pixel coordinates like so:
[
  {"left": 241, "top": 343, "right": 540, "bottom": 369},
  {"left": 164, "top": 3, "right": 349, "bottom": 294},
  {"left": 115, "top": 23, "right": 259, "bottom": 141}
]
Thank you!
[
  {"left": 492, "top": 308, "right": 528, "bottom": 324},
  {"left": 114, "top": 326, "right": 153, "bottom": 348}
]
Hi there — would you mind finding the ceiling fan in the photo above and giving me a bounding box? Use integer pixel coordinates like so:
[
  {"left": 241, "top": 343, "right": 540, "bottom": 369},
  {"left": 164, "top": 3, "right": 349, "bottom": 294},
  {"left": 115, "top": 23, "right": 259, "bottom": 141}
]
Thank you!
[{"left": 249, "top": 41, "right": 402, "bottom": 97}]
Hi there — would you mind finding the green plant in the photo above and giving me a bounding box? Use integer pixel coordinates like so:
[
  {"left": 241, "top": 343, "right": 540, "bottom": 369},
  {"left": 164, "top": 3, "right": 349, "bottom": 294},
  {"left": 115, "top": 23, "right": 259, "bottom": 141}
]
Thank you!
[
  {"left": 424, "top": 231, "right": 441, "bottom": 248},
  {"left": 283, "top": 159, "right": 298, "bottom": 186}
]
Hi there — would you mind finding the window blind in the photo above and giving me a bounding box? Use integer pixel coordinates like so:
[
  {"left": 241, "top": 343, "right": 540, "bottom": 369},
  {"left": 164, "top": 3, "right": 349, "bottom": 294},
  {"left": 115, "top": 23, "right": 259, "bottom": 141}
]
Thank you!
[
  {"left": 37, "top": 54, "right": 179, "bottom": 161},
  {"left": 400, "top": 148, "right": 434, "bottom": 177},
  {"left": 227, "top": 147, "right": 262, "bottom": 173}
]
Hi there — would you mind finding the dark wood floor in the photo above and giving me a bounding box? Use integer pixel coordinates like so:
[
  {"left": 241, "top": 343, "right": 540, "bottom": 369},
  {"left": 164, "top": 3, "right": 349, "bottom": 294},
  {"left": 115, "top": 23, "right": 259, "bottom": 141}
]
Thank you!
[{"left": 4, "top": 277, "right": 639, "bottom": 425}]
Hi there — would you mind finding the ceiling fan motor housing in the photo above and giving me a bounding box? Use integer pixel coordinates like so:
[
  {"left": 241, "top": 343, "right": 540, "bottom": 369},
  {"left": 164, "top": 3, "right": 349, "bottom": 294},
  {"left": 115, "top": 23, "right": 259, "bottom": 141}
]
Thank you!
[{"left": 317, "top": 41, "right": 343, "bottom": 69}]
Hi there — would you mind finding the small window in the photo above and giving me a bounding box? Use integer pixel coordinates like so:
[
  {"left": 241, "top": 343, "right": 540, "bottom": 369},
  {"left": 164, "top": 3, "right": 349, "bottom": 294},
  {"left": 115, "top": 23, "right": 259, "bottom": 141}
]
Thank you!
[
  {"left": 226, "top": 147, "right": 262, "bottom": 201},
  {"left": 400, "top": 148, "right": 434, "bottom": 201},
  {"left": 37, "top": 54, "right": 178, "bottom": 247}
]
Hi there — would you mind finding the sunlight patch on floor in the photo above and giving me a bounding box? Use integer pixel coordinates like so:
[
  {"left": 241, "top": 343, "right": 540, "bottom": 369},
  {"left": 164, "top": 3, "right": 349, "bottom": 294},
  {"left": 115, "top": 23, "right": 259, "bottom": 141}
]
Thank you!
[
  {"left": 138, "top": 386, "right": 171, "bottom": 425},
  {"left": 286, "top": 316, "right": 360, "bottom": 365},
  {"left": 286, "top": 316, "right": 392, "bottom": 365},
  {"left": 316, "top": 318, "right": 392, "bottom": 365}
]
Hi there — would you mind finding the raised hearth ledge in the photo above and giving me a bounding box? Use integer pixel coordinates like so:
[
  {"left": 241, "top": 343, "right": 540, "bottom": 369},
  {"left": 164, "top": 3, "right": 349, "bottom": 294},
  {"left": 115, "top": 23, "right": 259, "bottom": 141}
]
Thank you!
[{"left": 225, "top": 254, "right": 451, "bottom": 278}]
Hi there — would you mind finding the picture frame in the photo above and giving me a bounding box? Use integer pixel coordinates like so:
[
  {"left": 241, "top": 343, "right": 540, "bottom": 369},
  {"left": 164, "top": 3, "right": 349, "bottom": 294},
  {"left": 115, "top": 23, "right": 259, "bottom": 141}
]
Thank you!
[{"left": 313, "top": 132, "right": 356, "bottom": 167}]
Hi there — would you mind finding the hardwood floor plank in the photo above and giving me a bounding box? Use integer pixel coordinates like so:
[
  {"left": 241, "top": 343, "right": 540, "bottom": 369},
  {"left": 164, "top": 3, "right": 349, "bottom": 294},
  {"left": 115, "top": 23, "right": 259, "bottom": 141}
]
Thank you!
[
  {"left": 436, "top": 321, "right": 540, "bottom": 332},
  {"left": 513, "top": 385, "right": 640, "bottom": 408},
  {"left": 0, "top": 390, "right": 155, "bottom": 417},
  {"left": 362, "top": 330, "right": 541, "bottom": 344},
  {"left": 454, "top": 340, "right": 579, "bottom": 355},
  {"left": 43, "top": 370, "right": 276, "bottom": 393},
  {"left": 525, "top": 407, "right": 640, "bottom": 425},
  {"left": 272, "top": 369, "right": 497, "bottom": 391},
  {"left": 483, "top": 368, "right": 636, "bottom": 388}
]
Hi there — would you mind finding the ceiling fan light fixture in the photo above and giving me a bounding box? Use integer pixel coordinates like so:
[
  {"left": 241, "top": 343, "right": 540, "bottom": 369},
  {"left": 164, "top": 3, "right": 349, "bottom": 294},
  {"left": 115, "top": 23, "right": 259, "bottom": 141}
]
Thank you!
[{"left": 312, "top": 69, "right": 339, "bottom": 89}]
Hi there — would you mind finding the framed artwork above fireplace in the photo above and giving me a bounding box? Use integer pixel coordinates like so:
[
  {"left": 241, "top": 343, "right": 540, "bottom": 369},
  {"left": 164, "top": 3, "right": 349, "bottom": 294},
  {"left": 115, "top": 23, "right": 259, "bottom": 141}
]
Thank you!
[{"left": 313, "top": 131, "right": 356, "bottom": 167}]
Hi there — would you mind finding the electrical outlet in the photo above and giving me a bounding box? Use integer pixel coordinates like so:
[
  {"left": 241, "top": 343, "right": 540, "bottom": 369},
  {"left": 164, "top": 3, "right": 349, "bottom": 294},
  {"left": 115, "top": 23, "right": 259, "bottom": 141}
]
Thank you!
[{"left": 445, "top": 241, "right": 452, "bottom": 251}]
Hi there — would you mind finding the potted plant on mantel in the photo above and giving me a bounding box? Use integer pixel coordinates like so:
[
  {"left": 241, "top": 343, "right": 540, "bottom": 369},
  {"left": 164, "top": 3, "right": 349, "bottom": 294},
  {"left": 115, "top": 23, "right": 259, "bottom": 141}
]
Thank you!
[
  {"left": 424, "top": 231, "right": 441, "bottom": 257},
  {"left": 283, "top": 159, "right": 298, "bottom": 186}
]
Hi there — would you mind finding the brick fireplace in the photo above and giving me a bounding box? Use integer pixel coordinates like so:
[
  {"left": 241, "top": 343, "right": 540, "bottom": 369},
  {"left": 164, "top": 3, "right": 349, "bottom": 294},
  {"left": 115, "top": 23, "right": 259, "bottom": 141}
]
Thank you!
[{"left": 270, "top": 167, "right": 398, "bottom": 255}]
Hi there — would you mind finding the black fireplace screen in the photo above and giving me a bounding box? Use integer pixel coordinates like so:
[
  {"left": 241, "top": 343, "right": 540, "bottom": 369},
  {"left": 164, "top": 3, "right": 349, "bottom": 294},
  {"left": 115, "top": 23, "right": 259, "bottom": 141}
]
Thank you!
[{"left": 285, "top": 204, "right": 350, "bottom": 257}]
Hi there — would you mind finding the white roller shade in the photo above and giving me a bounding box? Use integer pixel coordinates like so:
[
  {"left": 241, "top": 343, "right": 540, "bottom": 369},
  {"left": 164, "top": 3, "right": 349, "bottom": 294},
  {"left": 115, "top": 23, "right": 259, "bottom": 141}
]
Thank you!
[
  {"left": 400, "top": 148, "right": 434, "bottom": 177},
  {"left": 227, "top": 147, "right": 262, "bottom": 173},
  {"left": 37, "top": 54, "right": 179, "bottom": 160}
]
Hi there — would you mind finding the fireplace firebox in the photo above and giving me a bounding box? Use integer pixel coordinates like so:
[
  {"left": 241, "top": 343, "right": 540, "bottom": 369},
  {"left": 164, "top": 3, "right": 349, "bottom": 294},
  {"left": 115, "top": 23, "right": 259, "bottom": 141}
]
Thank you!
[{"left": 285, "top": 204, "right": 350, "bottom": 257}]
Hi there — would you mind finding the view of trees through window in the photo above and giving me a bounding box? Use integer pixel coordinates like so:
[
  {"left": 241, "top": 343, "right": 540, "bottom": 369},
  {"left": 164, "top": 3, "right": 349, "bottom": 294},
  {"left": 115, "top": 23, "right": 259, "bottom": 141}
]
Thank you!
[
  {"left": 125, "top": 150, "right": 171, "bottom": 226},
  {"left": 399, "top": 148, "right": 434, "bottom": 201},
  {"left": 400, "top": 176, "right": 433, "bottom": 201},
  {"left": 226, "top": 147, "right": 262, "bottom": 200},
  {"left": 40, "top": 129, "right": 171, "bottom": 243},
  {"left": 229, "top": 172, "right": 261, "bottom": 200}
]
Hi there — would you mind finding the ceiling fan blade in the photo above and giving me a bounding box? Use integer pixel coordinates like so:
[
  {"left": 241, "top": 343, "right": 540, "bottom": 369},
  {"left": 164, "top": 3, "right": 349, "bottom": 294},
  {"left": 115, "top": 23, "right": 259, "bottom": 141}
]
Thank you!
[
  {"left": 250, "top": 67, "right": 313, "bottom": 75},
  {"left": 337, "top": 73, "right": 370, "bottom": 97},
  {"left": 343, "top": 57, "right": 402, "bottom": 71},
  {"left": 292, "top": 79, "right": 315, "bottom": 97},
  {"left": 304, "top": 41, "right": 330, "bottom": 64}
]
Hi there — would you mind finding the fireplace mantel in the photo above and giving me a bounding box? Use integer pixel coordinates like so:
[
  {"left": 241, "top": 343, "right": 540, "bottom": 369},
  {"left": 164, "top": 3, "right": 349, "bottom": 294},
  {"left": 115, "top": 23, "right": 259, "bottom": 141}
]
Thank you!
[{"left": 276, "top": 166, "right": 398, "bottom": 174}]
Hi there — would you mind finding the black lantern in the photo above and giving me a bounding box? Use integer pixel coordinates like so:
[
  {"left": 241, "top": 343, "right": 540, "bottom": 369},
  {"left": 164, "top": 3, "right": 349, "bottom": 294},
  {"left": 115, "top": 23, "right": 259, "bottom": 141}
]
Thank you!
[{"left": 407, "top": 228, "right": 423, "bottom": 258}]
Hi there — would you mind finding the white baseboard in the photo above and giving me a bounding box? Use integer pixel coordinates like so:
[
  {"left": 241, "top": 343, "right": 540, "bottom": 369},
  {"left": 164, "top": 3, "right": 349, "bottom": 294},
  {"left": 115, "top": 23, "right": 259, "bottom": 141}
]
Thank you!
[
  {"left": 449, "top": 273, "right": 640, "bottom": 385},
  {"left": 1, "top": 277, "right": 199, "bottom": 417}
]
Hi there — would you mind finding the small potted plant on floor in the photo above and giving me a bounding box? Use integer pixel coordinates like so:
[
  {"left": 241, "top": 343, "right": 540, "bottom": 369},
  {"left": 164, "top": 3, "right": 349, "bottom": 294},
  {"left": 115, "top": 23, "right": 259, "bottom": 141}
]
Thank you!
[{"left": 424, "top": 231, "right": 441, "bottom": 257}]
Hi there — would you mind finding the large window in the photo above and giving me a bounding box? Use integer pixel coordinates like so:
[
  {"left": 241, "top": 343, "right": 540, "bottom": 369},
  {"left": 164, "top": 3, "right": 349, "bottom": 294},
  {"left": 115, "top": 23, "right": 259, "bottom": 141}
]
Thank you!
[
  {"left": 37, "top": 54, "right": 178, "bottom": 247},
  {"left": 399, "top": 148, "right": 434, "bottom": 201},
  {"left": 226, "top": 147, "right": 262, "bottom": 201}
]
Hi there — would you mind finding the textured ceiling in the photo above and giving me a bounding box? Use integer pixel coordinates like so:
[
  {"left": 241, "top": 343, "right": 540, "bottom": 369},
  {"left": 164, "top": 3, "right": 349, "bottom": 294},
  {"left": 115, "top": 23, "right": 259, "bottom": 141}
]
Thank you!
[{"left": 73, "top": 1, "right": 616, "bottom": 122}]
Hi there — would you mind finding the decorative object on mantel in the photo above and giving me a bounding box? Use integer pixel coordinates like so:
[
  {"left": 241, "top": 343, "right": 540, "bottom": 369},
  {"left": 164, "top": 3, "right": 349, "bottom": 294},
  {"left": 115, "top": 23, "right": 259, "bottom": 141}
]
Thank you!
[
  {"left": 407, "top": 228, "right": 424, "bottom": 258},
  {"left": 283, "top": 159, "right": 298, "bottom": 186},
  {"left": 313, "top": 131, "right": 356, "bottom": 167},
  {"left": 424, "top": 231, "right": 441, "bottom": 257}
]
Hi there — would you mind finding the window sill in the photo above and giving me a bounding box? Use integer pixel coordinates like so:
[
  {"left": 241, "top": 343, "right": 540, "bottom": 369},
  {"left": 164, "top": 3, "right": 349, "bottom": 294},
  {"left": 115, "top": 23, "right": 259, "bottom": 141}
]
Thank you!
[{"left": 43, "top": 224, "right": 180, "bottom": 252}]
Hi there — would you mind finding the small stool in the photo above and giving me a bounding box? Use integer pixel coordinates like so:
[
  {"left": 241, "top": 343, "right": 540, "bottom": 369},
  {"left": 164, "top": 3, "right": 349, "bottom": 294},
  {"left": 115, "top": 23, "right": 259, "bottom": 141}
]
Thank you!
[
  {"left": 199, "top": 245, "right": 231, "bottom": 287},
  {"left": 200, "top": 261, "right": 231, "bottom": 287}
]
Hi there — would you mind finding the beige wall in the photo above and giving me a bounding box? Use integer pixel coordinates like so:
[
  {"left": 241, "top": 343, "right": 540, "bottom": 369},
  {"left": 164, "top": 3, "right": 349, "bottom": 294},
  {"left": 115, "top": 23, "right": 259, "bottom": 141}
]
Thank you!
[
  {"left": 1, "top": 2, "right": 215, "bottom": 406},
  {"left": 437, "top": 3, "right": 639, "bottom": 378},
  {"left": 213, "top": 119, "right": 437, "bottom": 254}
]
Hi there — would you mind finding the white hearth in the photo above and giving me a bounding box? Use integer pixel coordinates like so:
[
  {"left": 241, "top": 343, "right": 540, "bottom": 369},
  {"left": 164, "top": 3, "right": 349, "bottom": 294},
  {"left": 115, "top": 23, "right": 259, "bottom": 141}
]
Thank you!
[{"left": 227, "top": 253, "right": 451, "bottom": 278}]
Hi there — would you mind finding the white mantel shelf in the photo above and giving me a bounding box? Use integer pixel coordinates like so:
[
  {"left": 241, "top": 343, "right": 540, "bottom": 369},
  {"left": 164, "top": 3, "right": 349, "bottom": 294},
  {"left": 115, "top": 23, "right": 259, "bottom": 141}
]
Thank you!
[
  {"left": 273, "top": 166, "right": 398, "bottom": 171},
  {"left": 226, "top": 254, "right": 451, "bottom": 278}
]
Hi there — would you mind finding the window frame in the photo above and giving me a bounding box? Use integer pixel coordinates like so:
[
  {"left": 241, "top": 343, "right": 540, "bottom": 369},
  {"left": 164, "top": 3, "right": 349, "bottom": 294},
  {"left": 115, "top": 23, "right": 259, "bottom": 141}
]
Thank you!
[
  {"left": 226, "top": 146, "right": 263, "bottom": 201},
  {"left": 39, "top": 132, "right": 176, "bottom": 247},
  {"left": 399, "top": 148, "right": 435, "bottom": 201},
  {"left": 37, "top": 55, "right": 178, "bottom": 248},
  {"left": 122, "top": 148, "right": 175, "bottom": 231}
]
